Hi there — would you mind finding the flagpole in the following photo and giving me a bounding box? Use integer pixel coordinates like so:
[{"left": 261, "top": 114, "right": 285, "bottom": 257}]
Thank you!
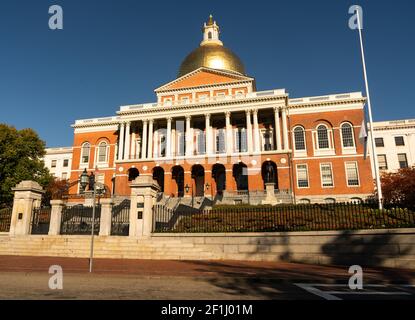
[{"left": 356, "top": 9, "right": 383, "bottom": 209}]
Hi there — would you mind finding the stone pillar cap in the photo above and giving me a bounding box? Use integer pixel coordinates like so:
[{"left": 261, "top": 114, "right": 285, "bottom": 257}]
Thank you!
[
  {"left": 12, "top": 180, "right": 45, "bottom": 193},
  {"left": 130, "top": 175, "right": 161, "bottom": 191}
]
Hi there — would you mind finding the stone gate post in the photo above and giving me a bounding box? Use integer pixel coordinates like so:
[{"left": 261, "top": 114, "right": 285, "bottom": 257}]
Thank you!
[
  {"left": 48, "top": 200, "right": 65, "bottom": 235},
  {"left": 129, "top": 176, "right": 160, "bottom": 238},
  {"left": 99, "top": 198, "right": 114, "bottom": 236},
  {"left": 9, "top": 181, "right": 44, "bottom": 236}
]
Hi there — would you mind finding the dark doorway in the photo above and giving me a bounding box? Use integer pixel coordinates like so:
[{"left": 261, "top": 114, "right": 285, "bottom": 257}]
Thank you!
[
  {"left": 212, "top": 164, "right": 226, "bottom": 195},
  {"left": 172, "top": 166, "right": 184, "bottom": 197},
  {"left": 233, "top": 163, "right": 248, "bottom": 191},
  {"left": 191, "top": 165, "right": 205, "bottom": 197},
  {"left": 153, "top": 167, "right": 165, "bottom": 192}
]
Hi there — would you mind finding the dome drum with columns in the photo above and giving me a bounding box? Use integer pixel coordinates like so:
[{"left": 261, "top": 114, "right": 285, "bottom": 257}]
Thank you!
[{"left": 68, "top": 16, "right": 374, "bottom": 205}]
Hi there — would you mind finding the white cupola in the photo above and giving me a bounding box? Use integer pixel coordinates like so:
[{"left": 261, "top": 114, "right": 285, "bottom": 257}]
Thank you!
[{"left": 201, "top": 14, "right": 223, "bottom": 46}]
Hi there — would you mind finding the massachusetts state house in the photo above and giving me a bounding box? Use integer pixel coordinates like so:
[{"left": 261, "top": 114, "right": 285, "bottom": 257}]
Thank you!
[{"left": 68, "top": 16, "right": 374, "bottom": 204}]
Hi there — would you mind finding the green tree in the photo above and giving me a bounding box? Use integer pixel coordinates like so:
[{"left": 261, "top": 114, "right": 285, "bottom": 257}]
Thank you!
[{"left": 0, "top": 124, "right": 53, "bottom": 207}]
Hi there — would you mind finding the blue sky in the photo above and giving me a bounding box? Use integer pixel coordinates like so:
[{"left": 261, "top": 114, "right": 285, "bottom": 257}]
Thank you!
[{"left": 0, "top": 0, "right": 414, "bottom": 147}]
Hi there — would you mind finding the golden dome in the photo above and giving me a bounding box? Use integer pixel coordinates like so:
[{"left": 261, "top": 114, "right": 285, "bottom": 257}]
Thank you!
[{"left": 178, "top": 16, "right": 246, "bottom": 78}]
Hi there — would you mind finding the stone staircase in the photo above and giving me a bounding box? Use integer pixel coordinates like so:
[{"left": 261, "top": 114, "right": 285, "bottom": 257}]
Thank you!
[{"left": 0, "top": 234, "right": 219, "bottom": 260}]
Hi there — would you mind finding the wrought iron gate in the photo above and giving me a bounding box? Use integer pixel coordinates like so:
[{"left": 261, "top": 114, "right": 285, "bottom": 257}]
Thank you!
[
  {"left": 31, "top": 207, "right": 52, "bottom": 235},
  {"left": 61, "top": 205, "right": 101, "bottom": 235},
  {"left": 0, "top": 208, "right": 12, "bottom": 232},
  {"left": 111, "top": 200, "right": 130, "bottom": 236}
]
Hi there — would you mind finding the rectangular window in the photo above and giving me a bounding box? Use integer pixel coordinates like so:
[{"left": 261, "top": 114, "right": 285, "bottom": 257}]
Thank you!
[
  {"left": 95, "top": 174, "right": 105, "bottom": 191},
  {"left": 181, "top": 97, "right": 190, "bottom": 104},
  {"left": 320, "top": 163, "right": 334, "bottom": 187},
  {"left": 235, "top": 128, "right": 247, "bottom": 153},
  {"left": 63, "top": 159, "right": 69, "bottom": 167},
  {"left": 398, "top": 153, "right": 408, "bottom": 169},
  {"left": 198, "top": 132, "right": 206, "bottom": 155},
  {"left": 51, "top": 160, "right": 57, "bottom": 168},
  {"left": 377, "top": 154, "right": 388, "bottom": 170},
  {"left": 395, "top": 136, "right": 405, "bottom": 146},
  {"left": 375, "top": 138, "right": 384, "bottom": 147},
  {"left": 61, "top": 173, "right": 68, "bottom": 180},
  {"left": 296, "top": 164, "right": 309, "bottom": 188},
  {"left": 216, "top": 129, "right": 226, "bottom": 153},
  {"left": 345, "top": 162, "right": 360, "bottom": 186},
  {"left": 199, "top": 94, "right": 208, "bottom": 102}
]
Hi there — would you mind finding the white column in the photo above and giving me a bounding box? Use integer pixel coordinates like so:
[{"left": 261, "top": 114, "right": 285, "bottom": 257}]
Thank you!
[
  {"left": 205, "top": 114, "right": 211, "bottom": 155},
  {"left": 166, "top": 117, "right": 172, "bottom": 158},
  {"left": 154, "top": 130, "right": 159, "bottom": 158},
  {"left": 147, "top": 120, "right": 154, "bottom": 159},
  {"left": 141, "top": 120, "right": 148, "bottom": 159},
  {"left": 131, "top": 128, "right": 136, "bottom": 160},
  {"left": 274, "top": 107, "right": 282, "bottom": 151},
  {"left": 246, "top": 110, "right": 253, "bottom": 153},
  {"left": 124, "top": 122, "right": 131, "bottom": 160},
  {"left": 281, "top": 107, "right": 289, "bottom": 150},
  {"left": 186, "top": 116, "right": 192, "bottom": 156},
  {"left": 253, "top": 109, "right": 260, "bottom": 153},
  {"left": 225, "top": 111, "right": 233, "bottom": 155},
  {"left": 118, "top": 122, "right": 125, "bottom": 161}
]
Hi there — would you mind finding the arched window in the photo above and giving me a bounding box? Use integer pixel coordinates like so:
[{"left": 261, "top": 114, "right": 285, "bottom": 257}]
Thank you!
[
  {"left": 97, "top": 141, "right": 108, "bottom": 163},
  {"left": 317, "top": 125, "right": 330, "bottom": 149},
  {"left": 81, "top": 143, "right": 90, "bottom": 165},
  {"left": 208, "top": 32, "right": 212, "bottom": 40},
  {"left": 341, "top": 123, "right": 355, "bottom": 148},
  {"left": 293, "top": 126, "right": 306, "bottom": 150}
]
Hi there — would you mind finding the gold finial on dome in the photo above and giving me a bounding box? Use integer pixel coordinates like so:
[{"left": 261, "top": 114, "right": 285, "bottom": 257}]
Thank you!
[{"left": 207, "top": 14, "right": 214, "bottom": 26}]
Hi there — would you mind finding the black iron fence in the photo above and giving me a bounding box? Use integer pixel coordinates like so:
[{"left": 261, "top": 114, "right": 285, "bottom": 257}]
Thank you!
[
  {"left": 31, "top": 207, "right": 52, "bottom": 235},
  {"left": 111, "top": 200, "right": 130, "bottom": 236},
  {"left": 153, "top": 202, "right": 415, "bottom": 233},
  {"left": 61, "top": 205, "right": 101, "bottom": 235},
  {"left": 0, "top": 208, "right": 12, "bottom": 232}
]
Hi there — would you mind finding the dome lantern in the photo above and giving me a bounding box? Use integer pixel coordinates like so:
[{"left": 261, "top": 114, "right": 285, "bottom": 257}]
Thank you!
[
  {"left": 178, "top": 15, "right": 246, "bottom": 78},
  {"left": 201, "top": 14, "right": 223, "bottom": 46}
]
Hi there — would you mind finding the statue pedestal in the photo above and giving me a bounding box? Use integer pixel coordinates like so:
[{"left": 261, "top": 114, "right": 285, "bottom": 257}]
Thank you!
[{"left": 262, "top": 183, "right": 280, "bottom": 205}]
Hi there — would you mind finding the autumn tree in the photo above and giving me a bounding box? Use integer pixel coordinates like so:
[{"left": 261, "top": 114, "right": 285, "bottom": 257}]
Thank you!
[
  {"left": 380, "top": 166, "right": 415, "bottom": 207},
  {"left": 0, "top": 124, "right": 53, "bottom": 207}
]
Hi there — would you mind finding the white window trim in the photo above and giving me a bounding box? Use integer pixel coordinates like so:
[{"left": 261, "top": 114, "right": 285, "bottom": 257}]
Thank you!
[
  {"left": 340, "top": 123, "right": 357, "bottom": 155},
  {"left": 345, "top": 161, "right": 360, "bottom": 187},
  {"left": 313, "top": 124, "right": 335, "bottom": 156},
  {"left": 320, "top": 163, "right": 334, "bottom": 188},
  {"left": 292, "top": 126, "right": 307, "bottom": 157},
  {"left": 95, "top": 142, "right": 110, "bottom": 167},
  {"left": 296, "top": 164, "right": 310, "bottom": 189},
  {"left": 80, "top": 143, "right": 91, "bottom": 168}
]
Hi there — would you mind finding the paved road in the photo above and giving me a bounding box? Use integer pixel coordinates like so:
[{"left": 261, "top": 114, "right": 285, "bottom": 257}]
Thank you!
[{"left": 0, "top": 256, "right": 414, "bottom": 300}]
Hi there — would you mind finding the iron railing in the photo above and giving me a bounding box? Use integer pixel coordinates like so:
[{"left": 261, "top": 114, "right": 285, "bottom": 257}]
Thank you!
[
  {"left": 61, "top": 205, "right": 101, "bottom": 235},
  {"left": 153, "top": 201, "right": 415, "bottom": 233},
  {"left": 0, "top": 208, "right": 12, "bottom": 232},
  {"left": 31, "top": 207, "right": 52, "bottom": 235},
  {"left": 111, "top": 200, "right": 130, "bottom": 236}
]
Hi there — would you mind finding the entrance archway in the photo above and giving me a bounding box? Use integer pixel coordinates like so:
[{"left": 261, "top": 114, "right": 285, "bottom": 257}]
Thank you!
[
  {"left": 152, "top": 167, "right": 165, "bottom": 192},
  {"left": 191, "top": 165, "right": 205, "bottom": 197},
  {"left": 261, "top": 161, "right": 278, "bottom": 189},
  {"left": 171, "top": 166, "right": 184, "bottom": 197},
  {"left": 212, "top": 164, "right": 226, "bottom": 195},
  {"left": 233, "top": 163, "right": 248, "bottom": 191},
  {"left": 128, "top": 168, "right": 139, "bottom": 181}
]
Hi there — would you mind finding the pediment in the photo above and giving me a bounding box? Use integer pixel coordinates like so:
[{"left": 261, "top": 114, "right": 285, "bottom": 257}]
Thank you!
[{"left": 155, "top": 67, "right": 254, "bottom": 92}]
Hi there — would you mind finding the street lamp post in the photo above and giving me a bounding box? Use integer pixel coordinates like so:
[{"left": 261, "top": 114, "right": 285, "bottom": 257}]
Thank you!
[{"left": 79, "top": 168, "right": 104, "bottom": 273}]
